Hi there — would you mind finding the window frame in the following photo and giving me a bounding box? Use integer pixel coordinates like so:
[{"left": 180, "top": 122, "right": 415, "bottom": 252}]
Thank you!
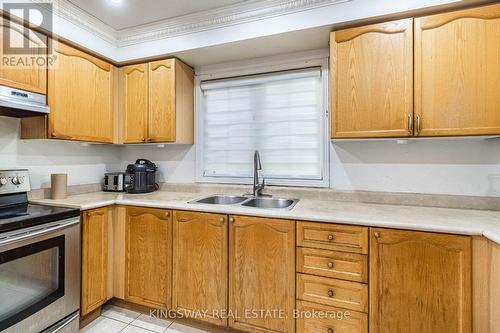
[{"left": 195, "top": 52, "right": 330, "bottom": 188}]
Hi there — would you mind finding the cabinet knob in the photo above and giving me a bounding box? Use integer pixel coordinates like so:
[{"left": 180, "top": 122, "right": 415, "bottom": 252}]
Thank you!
[
  {"left": 327, "top": 234, "right": 334, "bottom": 241},
  {"left": 327, "top": 329, "right": 334, "bottom": 333},
  {"left": 327, "top": 289, "right": 335, "bottom": 298},
  {"left": 51, "top": 132, "right": 57, "bottom": 137},
  {"left": 219, "top": 217, "right": 226, "bottom": 224},
  {"left": 327, "top": 262, "right": 334, "bottom": 269},
  {"left": 374, "top": 231, "right": 381, "bottom": 239},
  {"left": 141, "top": 138, "right": 146, "bottom": 142},
  {"left": 165, "top": 211, "right": 170, "bottom": 217},
  {"left": 229, "top": 217, "right": 235, "bottom": 223}
]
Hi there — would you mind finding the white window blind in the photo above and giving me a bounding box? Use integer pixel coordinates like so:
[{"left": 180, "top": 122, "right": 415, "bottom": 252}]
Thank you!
[{"left": 199, "top": 67, "right": 325, "bottom": 185}]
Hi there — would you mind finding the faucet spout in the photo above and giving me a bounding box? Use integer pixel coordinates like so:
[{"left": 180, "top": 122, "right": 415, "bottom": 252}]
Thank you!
[{"left": 253, "top": 150, "right": 265, "bottom": 197}]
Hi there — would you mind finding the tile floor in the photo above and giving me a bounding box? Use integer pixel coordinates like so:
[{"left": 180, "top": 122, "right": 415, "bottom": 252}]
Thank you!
[{"left": 80, "top": 305, "right": 211, "bottom": 333}]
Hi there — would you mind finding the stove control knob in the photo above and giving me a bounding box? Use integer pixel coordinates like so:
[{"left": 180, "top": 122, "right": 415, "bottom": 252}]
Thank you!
[
  {"left": 12, "top": 176, "right": 24, "bottom": 185},
  {"left": 0, "top": 177, "right": 7, "bottom": 186}
]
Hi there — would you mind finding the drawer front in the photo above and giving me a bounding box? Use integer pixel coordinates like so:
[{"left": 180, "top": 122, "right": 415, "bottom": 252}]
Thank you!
[
  {"left": 297, "top": 274, "right": 368, "bottom": 313},
  {"left": 297, "top": 222, "right": 368, "bottom": 254},
  {"left": 296, "top": 301, "right": 368, "bottom": 333},
  {"left": 297, "top": 247, "right": 368, "bottom": 283}
]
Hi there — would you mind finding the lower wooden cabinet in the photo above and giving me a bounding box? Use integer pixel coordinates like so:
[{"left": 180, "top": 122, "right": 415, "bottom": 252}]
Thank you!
[
  {"left": 81, "top": 207, "right": 109, "bottom": 315},
  {"left": 172, "top": 211, "right": 228, "bottom": 326},
  {"left": 370, "top": 228, "right": 471, "bottom": 333},
  {"left": 125, "top": 206, "right": 173, "bottom": 309},
  {"left": 229, "top": 215, "right": 295, "bottom": 333}
]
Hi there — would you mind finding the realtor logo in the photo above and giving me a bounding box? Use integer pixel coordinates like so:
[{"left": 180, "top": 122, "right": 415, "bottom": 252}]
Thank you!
[{"left": 1, "top": 2, "right": 54, "bottom": 68}]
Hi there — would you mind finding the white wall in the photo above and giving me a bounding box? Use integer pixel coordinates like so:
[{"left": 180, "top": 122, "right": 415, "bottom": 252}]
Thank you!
[{"left": 0, "top": 116, "right": 121, "bottom": 189}]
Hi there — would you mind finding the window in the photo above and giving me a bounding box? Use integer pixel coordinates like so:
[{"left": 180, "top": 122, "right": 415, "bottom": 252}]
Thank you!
[{"left": 197, "top": 61, "right": 329, "bottom": 187}]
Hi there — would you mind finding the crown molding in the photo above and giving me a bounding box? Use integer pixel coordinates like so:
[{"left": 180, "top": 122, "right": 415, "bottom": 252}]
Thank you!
[{"left": 27, "top": 0, "right": 350, "bottom": 48}]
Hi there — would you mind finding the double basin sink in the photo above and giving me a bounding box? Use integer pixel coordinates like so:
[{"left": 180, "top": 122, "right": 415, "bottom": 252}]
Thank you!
[{"left": 191, "top": 195, "right": 299, "bottom": 210}]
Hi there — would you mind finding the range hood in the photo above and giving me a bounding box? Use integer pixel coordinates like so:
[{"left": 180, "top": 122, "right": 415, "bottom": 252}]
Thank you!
[{"left": 0, "top": 85, "right": 50, "bottom": 118}]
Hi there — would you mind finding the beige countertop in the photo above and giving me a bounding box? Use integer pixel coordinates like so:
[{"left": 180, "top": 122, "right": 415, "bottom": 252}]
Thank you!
[{"left": 30, "top": 191, "right": 500, "bottom": 244}]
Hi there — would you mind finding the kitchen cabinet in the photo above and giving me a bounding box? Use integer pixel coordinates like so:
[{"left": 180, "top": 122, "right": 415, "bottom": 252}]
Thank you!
[
  {"left": 0, "top": 17, "right": 47, "bottom": 94},
  {"left": 414, "top": 4, "right": 500, "bottom": 136},
  {"left": 21, "top": 41, "right": 115, "bottom": 143},
  {"left": 119, "top": 58, "right": 194, "bottom": 144},
  {"left": 370, "top": 228, "right": 471, "bottom": 333},
  {"left": 229, "top": 215, "right": 295, "bottom": 333},
  {"left": 330, "top": 19, "right": 413, "bottom": 138},
  {"left": 125, "top": 206, "right": 172, "bottom": 309},
  {"left": 172, "top": 211, "right": 228, "bottom": 326},
  {"left": 81, "top": 207, "right": 109, "bottom": 316}
]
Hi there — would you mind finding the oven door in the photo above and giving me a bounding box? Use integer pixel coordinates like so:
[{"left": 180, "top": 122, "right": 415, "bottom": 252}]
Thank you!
[{"left": 0, "top": 217, "right": 80, "bottom": 333}]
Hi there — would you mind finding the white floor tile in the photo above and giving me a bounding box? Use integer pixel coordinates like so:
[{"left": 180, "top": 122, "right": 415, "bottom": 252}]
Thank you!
[
  {"left": 131, "top": 314, "right": 173, "bottom": 333},
  {"left": 121, "top": 325, "right": 156, "bottom": 333},
  {"left": 165, "top": 322, "right": 207, "bottom": 333},
  {"left": 101, "top": 304, "right": 141, "bottom": 324},
  {"left": 80, "top": 317, "right": 127, "bottom": 333}
]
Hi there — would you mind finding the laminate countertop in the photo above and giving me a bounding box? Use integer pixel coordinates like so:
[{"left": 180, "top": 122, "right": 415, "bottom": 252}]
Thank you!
[{"left": 30, "top": 191, "right": 500, "bottom": 244}]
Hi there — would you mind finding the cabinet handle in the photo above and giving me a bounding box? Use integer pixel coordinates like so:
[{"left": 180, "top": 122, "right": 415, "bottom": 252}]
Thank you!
[
  {"left": 219, "top": 217, "right": 226, "bottom": 224},
  {"left": 327, "top": 262, "right": 334, "bottom": 269},
  {"left": 327, "top": 289, "right": 335, "bottom": 298},
  {"left": 51, "top": 132, "right": 57, "bottom": 138},
  {"left": 141, "top": 138, "right": 146, "bottom": 142},
  {"left": 415, "top": 114, "right": 422, "bottom": 135},
  {"left": 407, "top": 114, "right": 413, "bottom": 134},
  {"left": 374, "top": 231, "right": 381, "bottom": 239},
  {"left": 327, "top": 234, "right": 334, "bottom": 241},
  {"left": 229, "top": 217, "right": 235, "bottom": 223},
  {"left": 327, "top": 329, "right": 334, "bottom": 333},
  {"left": 165, "top": 211, "right": 170, "bottom": 217}
]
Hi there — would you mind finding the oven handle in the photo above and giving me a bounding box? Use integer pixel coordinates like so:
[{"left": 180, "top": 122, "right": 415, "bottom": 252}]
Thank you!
[
  {"left": 0, "top": 217, "right": 80, "bottom": 247},
  {"left": 42, "top": 311, "right": 80, "bottom": 333}
]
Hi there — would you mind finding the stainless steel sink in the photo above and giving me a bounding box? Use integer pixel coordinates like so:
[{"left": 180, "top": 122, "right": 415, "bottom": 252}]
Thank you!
[
  {"left": 241, "top": 197, "right": 299, "bottom": 210},
  {"left": 192, "top": 195, "right": 248, "bottom": 205}
]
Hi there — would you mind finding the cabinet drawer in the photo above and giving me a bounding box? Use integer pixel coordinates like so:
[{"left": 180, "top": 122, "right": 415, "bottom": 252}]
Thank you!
[
  {"left": 296, "top": 300, "right": 368, "bottom": 333},
  {"left": 297, "top": 248, "right": 368, "bottom": 283},
  {"left": 297, "top": 222, "right": 368, "bottom": 254},
  {"left": 297, "top": 274, "right": 368, "bottom": 313}
]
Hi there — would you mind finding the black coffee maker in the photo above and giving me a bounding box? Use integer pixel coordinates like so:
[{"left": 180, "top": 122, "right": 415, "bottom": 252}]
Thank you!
[{"left": 124, "top": 159, "right": 158, "bottom": 193}]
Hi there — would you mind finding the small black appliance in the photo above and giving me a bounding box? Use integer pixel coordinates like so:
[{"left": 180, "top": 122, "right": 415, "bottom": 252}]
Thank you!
[{"left": 124, "top": 159, "right": 158, "bottom": 194}]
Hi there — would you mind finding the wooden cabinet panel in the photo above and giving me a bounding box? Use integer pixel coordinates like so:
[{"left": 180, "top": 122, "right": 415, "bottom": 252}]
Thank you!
[
  {"left": 172, "top": 211, "right": 228, "bottom": 326},
  {"left": 370, "top": 228, "right": 471, "bottom": 333},
  {"left": 414, "top": 4, "right": 500, "bottom": 136},
  {"left": 81, "top": 207, "right": 108, "bottom": 315},
  {"left": 331, "top": 19, "right": 413, "bottom": 138},
  {"left": 120, "top": 64, "right": 148, "bottom": 143},
  {"left": 229, "top": 215, "right": 295, "bottom": 333},
  {"left": 296, "top": 300, "right": 368, "bottom": 333},
  {"left": 296, "top": 247, "right": 368, "bottom": 283},
  {"left": 148, "top": 59, "right": 176, "bottom": 142},
  {"left": 297, "top": 222, "right": 368, "bottom": 254},
  {"left": 0, "top": 18, "right": 47, "bottom": 94},
  {"left": 48, "top": 41, "right": 114, "bottom": 143},
  {"left": 296, "top": 273, "right": 368, "bottom": 313},
  {"left": 125, "top": 206, "right": 172, "bottom": 309}
]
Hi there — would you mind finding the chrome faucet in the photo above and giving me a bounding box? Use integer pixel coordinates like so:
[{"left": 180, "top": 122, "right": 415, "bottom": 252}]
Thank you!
[{"left": 253, "top": 150, "right": 266, "bottom": 197}]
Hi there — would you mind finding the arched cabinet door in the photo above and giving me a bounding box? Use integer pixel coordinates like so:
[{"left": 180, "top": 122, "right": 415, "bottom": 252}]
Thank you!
[
  {"left": 120, "top": 64, "right": 148, "bottom": 143},
  {"left": 0, "top": 17, "right": 47, "bottom": 94},
  {"left": 331, "top": 18, "right": 414, "bottom": 138},
  {"left": 414, "top": 3, "right": 500, "bottom": 136}
]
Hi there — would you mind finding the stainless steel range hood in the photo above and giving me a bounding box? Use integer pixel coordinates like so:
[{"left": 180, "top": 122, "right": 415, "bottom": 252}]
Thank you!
[{"left": 0, "top": 85, "right": 50, "bottom": 118}]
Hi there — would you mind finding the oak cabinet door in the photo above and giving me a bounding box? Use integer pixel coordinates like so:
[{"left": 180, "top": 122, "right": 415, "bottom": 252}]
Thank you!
[
  {"left": 120, "top": 64, "right": 148, "bottom": 143},
  {"left": 331, "top": 19, "right": 413, "bottom": 138},
  {"left": 125, "top": 207, "right": 172, "bottom": 308},
  {"left": 148, "top": 59, "right": 176, "bottom": 142},
  {"left": 48, "top": 41, "right": 114, "bottom": 143},
  {"left": 172, "top": 211, "right": 228, "bottom": 326},
  {"left": 414, "top": 4, "right": 500, "bottom": 136},
  {"left": 0, "top": 18, "right": 47, "bottom": 94},
  {"left": 229, "top": 216, "right": 295, "bottom": 333},
  {"left": 370, "top": 228, "right": 471, "bottom": 333},
  {"left": 81, "top": 208, "right": 109, "bottom": 315}
]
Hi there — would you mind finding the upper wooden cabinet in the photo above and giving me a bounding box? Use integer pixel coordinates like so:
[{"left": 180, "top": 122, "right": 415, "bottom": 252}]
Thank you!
[
  {"left": 125, "top": 206, "right": 172, "bottom": 309},
  {"left": 331, "top": 19, "right": 413, "bottom": 138},
  {"left": 414, "top": 4, "right": 500, "bottom": 136},
  {"left": 119, "top": 58, "right": 194, "bottom": 144},
  {"left": 172, "top": 211, "right": 228, "bottom": 326},
  {"left": 21, "top": 41, "right": 115, "bottom": 143},
  {"left": 81, "top": 207, "right": 109, "bottom": 316},
  {"left": 0, "top": 18, "right": 47, "bottom": 94},
  {"left": 370, "top": 228, "right": 471, "bottom": 333},
  {"left": 229, "top": 215, "right": 295, "bottom": 333}
]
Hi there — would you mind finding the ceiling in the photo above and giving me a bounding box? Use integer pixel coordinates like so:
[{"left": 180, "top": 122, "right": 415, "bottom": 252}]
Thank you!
[{"left": 67, "top": 0, "right": 248, "bottom": 30}]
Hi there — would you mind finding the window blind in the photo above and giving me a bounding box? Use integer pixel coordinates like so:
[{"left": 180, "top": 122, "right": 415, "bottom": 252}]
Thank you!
[{"left": 200, "top": 67, "right": 324, "bottom": 183}]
